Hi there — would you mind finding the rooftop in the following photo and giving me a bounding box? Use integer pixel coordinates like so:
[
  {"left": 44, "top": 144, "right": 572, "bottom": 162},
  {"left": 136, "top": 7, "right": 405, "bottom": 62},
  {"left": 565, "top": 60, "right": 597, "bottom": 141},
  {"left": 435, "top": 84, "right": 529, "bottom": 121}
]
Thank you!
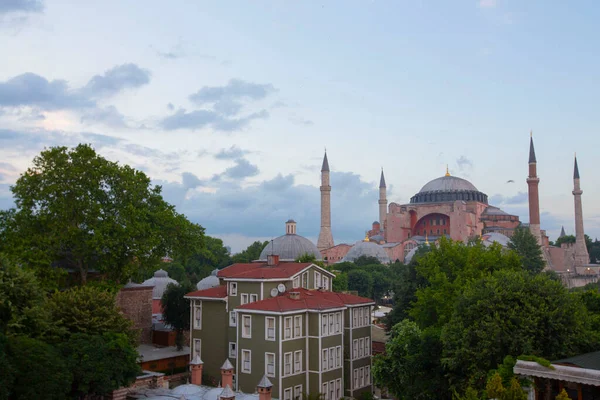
[
  {"left": 137, "top": 344, "right": 190, "bottom": 363},
  {"left": 186, "top": 285, "right": 227, "bottom": 299},
  {"left": 217, "top": 262, "right": 328, "bottom": 280}
]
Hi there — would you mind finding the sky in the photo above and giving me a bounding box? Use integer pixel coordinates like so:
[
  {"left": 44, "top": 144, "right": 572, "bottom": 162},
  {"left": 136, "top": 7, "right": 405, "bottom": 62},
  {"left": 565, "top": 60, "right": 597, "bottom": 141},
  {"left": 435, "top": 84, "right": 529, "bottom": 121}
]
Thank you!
[{"left": 1, "top": 0, "right": 599, "bottom": 253}]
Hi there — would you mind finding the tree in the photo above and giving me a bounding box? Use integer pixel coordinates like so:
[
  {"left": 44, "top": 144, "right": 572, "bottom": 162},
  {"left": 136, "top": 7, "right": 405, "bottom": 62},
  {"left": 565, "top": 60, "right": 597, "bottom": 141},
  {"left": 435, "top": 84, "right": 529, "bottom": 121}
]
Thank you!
[
  {"left": 48, "top": 285, "right": 136, "bottom": 344},
  {"left": 373, "top": 320, "right": 446, "bottom": 399},
  {"left": 503, "top": 378, "right": 527, "bottom": 400},
  {"left": 0, "top": 144, "right": 205, "bottom": 285},
  {"left": 232, "top": 241, "right": 269, "bottom": 263},
  {"left": 354, "top": 255, "right": 382, "bottom": 267},
  {"left": 508, "top": 226, "right": 545, "bottom": 274},
  {"left": 332, "top": 272, "right": 348, "bottom": 292},
  {"left": 453, "top": 387, "right": 479, "bottom": 400},
  {"left": 371, "top": 271, "right": 391, "bottom": 301},
  {"left": 347, "top": 269, "right": 373, "bottom": 297},
  {"left": 486, "top": 373, "right": 505, "bottom": 399},
  {"left": 0, "top": 334, "right": 13, "bottom": 400},
  {"left": 162, "top": 281, "right": 194, "bottom": 350},
  {"left": 60, "top": 332, "right": 140, "bottom": 398},
  {"left": 556, "top": 389, "right": 572, "bottom": 400},
  {"left": 6, "top": 335, "right": 72, "bottom": 400}
]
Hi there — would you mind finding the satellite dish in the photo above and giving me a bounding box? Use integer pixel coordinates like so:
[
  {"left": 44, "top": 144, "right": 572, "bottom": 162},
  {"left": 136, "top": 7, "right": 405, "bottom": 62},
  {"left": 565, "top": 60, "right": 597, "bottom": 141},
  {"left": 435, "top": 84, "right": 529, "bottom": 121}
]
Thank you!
[
  {"left": 277, "top": 283, "right": 286, "bottom": 293},
  {"left": 270, "top": 288, "right": 279, "bottom": 297}
]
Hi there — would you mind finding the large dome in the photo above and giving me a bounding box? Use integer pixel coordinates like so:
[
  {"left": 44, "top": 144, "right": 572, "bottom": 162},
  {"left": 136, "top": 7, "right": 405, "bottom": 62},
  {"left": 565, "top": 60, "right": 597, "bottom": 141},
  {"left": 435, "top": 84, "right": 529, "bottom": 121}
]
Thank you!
[
  {"left": 142, "top": 269, "right": 179, "bottom": 300},
  {"left": 257, "top": 220, "right": 322, "bottom": 262},
  {"left": 196, "top": 269, "right": 220, "bottom": 290},
  {"left": 341, "top": 240, "right": 391, "bottom": 264},
  {"left": 411, "top": 174, "right": 488, "bottom": 204}
]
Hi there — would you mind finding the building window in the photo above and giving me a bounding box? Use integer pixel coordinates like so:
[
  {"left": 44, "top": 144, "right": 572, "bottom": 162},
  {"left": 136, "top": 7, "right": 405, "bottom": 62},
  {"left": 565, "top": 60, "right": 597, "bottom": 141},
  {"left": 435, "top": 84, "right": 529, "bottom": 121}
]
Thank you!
[
  {"left": 265, "top": 353, "right": 275, "bottom": 377},
  {"left": 284, "top": 352, "right": 292, "bottom": 376},
  {"left": 322, "top": 276, "right": 329, "bottom": 290},
  {"left": 444, "top": 229, "right": 447, "bottom": 234},
  {"left": 322, "top": 383, "right": 328, "bottom": 400},
  {"left": 294, "top": 385, "right": 303, "bottom": 400},
  {"left": 335, "top": 379, "right": 341, "bottom": 399},
  {"left": 284, "top": 316, "right": 292, "bottom": 339},
  {"left": 329, "top": 380, "right": 335, "bottom": 400},
  {"left": 241, "top": 349, "right": 251, "bottom": 373},
  {"left": 194, "top": 303, "right": 202, "bottom": 329},
  {"left": 437, "top": 229, "right": 440, "bottom": 235},
  {"left": 293, "top": 276, "right": 300, "bottom": 288},
  {"left": 328, "top": 348, "right": 334, "bottom": 370},
  {"left": 302, "top": 272, "right": 308, "bottom": 288},
  {"left": 354, "top": 369, "right": 359, "bottom": 389},
  {"left": 363, "top": 306, "right": 370, "bottom": 326},
  {"left": 360, "top": 367, "right": 365, "bottom": 387},
  {"left": 322, "top": 348, "right": 328, "bottom": 371},
  {"left": 335, "top": 313, "right": 341, "bottom": 333},
  {"left": 314, "top": 271, "right": 321, "bottom": 289},
  {"left": 353, "top": 339, "right": 358, "bottom": 359},
  {"left": 336, "top": 346, "right": 342, "bottom": 368},
  {"left": 229, "top": 342, "right": 236, "bottom": 358},
  {"left": 328, "top": 313, "right": 334, "bottom": 334},
  {"left": 193, "top": 339, "right": 201, "bottom": 359},
  {"left": 284, "top": 388, "right": 292, "bottom": 400},
  {"left": 242, "top": 315, "right": 251, "bottom": 338},
  {"left": 364, "top": 337, "right": 370, "bottom": 356},
  {"left": 365, "top": 365, "right": 371, "bottom": 385},
  {"left": 229, "top": 282, "right": 237, "bottom": 296},
  {"left": 352, "top": 309, "right": 358, "bottom": 327},
  {"left": 250, "top": 294, "right": 258, "bottom": 303},
  {"left": 229, "top": 311, "right": 237, "bottom": 327},
  {"left": 294, "top": 315, "right": 302, "bottom": 338},
  {"left": 265, "top": 317, "right": 276, "bottom": 341},
  {"left": 358, "top": 338, "right": 364, "bottom": 358},
  {"left": 322, "top": 313, "right": 328, "bottom": 336},
  {"left": 241, "top": 293, "right": 249, "bottom": 305},
  {"left": 294, "top": 350, "right": 302, "bottom": 373}
]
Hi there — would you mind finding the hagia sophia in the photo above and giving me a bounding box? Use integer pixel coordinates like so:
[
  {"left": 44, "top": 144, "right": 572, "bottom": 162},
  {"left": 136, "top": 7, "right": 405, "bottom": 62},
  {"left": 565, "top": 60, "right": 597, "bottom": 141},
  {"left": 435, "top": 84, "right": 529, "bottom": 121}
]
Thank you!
[{"left": 258, "top": 135, "right": 597, "bottom": 286}]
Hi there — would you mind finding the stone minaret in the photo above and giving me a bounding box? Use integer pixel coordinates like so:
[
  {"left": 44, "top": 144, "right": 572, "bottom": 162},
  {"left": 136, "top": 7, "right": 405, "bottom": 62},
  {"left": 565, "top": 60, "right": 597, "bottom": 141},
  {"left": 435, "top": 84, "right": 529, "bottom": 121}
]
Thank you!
[
  {"left": 317, "top": 152, "right": 334, "bottom": 251},
  {"left": 378, "top": 169, "right": 387, "bottom": 231},
  {"left": 572, "top": 155, "right": 590, "bottom": 267},
  {"left": 527, "top": 133, "right": 542, "bottom": 244}
]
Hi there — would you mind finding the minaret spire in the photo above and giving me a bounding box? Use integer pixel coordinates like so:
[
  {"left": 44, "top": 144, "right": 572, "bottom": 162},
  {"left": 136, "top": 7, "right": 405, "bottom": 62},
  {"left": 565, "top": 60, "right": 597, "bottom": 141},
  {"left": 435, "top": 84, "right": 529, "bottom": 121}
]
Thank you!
[
  {"left": 572, "top": 154, "right": 589, "bottom": 268},
  {"left": 378, "top": 168, "right": 387, "bottom": 236},
  {"left": 526, "top": 132, "right": 542, "bottom": 245},
  {"left": 317, "top": 151, "right": 334, "bottom": 251}
]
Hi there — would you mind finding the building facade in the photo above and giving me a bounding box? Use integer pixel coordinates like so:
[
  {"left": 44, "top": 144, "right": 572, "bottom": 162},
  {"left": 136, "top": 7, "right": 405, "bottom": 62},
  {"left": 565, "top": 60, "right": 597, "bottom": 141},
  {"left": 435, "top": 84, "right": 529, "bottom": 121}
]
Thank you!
[{"left": 186, "top": 255, "right": 374, "bottom": 400}]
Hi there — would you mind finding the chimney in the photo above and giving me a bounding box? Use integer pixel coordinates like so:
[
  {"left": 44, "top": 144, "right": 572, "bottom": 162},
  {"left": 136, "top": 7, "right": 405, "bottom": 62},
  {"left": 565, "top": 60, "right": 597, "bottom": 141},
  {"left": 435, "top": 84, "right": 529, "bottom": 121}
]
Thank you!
[
  {"left": 257, "top": 375, "right": 273, "bottom": 400},
  {"left": 289, "top": 291, "right": 301, "bottom": 300},
  {"left": 267, "top": 254, "right": 279, "bottom": 266},
  {"left": 189, "top": 354, "right": 204, "bottom": 385},
  {"left": 220, "top": 385, "right": 235, "bottom": 400},
  {"left": 221, "top": 359, "right": 234, "bottom": 389}
]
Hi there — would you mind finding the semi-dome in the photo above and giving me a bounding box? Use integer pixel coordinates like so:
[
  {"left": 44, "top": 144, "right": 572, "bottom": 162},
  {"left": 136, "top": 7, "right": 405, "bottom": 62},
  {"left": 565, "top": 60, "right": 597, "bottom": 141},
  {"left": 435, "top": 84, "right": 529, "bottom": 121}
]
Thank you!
[
  {"left": 257, "top": 220, "right": 322, "bottom": 262},
  {"left": 196, "top": 269, "right": 220, "bottom": 290},
  {"left": 143, "top": 269, "right": 178, "bottom": 300},
  {"left": 411, "top": 173, "right": 488, "bottom": 205},
  {"left": 481, "top": 232, "right": 511, "bottom": 248},
  {"left": 341, "top": 240, "right": 391, "bottom": 264}
]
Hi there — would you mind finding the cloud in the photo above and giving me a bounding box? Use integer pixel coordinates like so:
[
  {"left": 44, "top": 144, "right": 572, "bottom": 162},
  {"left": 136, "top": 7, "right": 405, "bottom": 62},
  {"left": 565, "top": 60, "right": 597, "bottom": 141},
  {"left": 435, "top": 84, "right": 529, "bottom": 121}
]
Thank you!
[
  {"left": 80, "top": 132, "right": 124, "bottom": 147},
  {"left": 0, "top": 73, "right": 91, "bottom": 109},
  {"left": 80, "top": 105, "right": 127, "bottom": 128},
  {"left": 222, "top": 158, "right": 259, "bottom": 179},
  {"left": 456, "top": 155, "right": 473, "bottom": 170},
  {"left": 289, "top": 115, "right": 314, "bottom": 126},
  {"left": 82, "top": 63, "right": 151, "bottom": 98},
  {"left": 182, "top": 172, "right": 204, "bottom": 189},
  {"left": 189, "top": 79, "right": 276, "bottom": 117},
  {"left": 478, "top": 0, "right": 497, "bottom": 8},
  {"left": 160, "top": 108, "right": 268, "bottom": 132},
  {"left": 489, "top": 191, "right": 528, "bottom": 205},
  {"left": 214, "top": 145, "right": 250, "bottom": 160},
  {"left": 0, "top": 0, "right": 43, "bottom": 15},
  {"left": 167, "top": 102, "right": 175, "bottom": 111}
]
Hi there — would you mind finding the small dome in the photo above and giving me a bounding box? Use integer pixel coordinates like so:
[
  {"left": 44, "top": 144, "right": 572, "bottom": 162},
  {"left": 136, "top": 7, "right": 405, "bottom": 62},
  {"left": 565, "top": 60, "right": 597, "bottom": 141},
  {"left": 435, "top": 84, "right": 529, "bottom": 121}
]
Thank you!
[
  {"left": 482, "top": 232, "right": 511, "bottom": 248},
  {"left": 143, "top": 269, "right": 179, "bottom": 299},
  {"left": 172, "top": 384, "right": 204, "bottom": 396},
  {"left": 341, "top": 240, "right": 390, "bottom": 264},
  {"left": 196, "top": 269, "right": 220, "bottom": 290},
  {"left": 258, "top": 234, "right": 321, "bottom": 262},
  {"left": 419, "top": 175, "right": 478, "bottom": 193}
]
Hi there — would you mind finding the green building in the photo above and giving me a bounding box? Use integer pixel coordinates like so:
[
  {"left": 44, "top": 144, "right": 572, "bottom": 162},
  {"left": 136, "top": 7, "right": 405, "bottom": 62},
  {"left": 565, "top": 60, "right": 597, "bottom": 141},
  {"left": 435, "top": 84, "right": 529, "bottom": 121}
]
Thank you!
[{"left": 185, "top": 254, "right": 374, "bottom": 400}]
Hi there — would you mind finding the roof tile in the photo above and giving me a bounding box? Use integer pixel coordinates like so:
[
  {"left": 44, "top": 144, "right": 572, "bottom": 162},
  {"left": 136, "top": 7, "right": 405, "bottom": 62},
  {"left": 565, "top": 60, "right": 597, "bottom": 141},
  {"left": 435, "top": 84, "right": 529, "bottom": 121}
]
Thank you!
[{"left": 186, "top": 285, "right": 227, "bottom": 299}]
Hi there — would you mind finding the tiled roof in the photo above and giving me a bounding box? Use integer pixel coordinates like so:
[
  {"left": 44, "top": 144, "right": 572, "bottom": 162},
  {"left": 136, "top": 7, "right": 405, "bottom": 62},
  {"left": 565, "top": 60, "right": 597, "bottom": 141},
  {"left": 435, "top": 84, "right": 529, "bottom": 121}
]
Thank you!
[
  {"left": 555, "top": 351, "right": 600, "bottom": 370},
  {"left": 236, "top": 288, "right": 374, "bottom": 313},
  {"left": 186, "top": 285, "right": 227, "bottom": 299},
  {"left": 217, "top": 262, "right": 317, "bottom": 280}
]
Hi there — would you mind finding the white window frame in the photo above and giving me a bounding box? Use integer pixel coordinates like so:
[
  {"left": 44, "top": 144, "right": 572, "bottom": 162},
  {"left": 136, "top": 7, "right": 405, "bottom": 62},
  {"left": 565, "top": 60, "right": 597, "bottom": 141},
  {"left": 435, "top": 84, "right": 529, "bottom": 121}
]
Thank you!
[
  {"left": 229, "top": 311, "right": 237, "bottom": 327},
  {"left": 335, "top": 312, "right": 341, "bottom": 333},
  {"left": 335, "top": 379, "right": 341, "bottom": 399},
  {"left": 353, "top": 339, "right": 358, "bottom": 359},
  {"left": 242, "top": 315, "right": 252, "bottom": 338},
  {"left": 241, "top": 293, "right": 249, "bottom": 305},
  {"left": 294, "top": 350, "right": 302, "bottom": 373},
  {"left": 360, "top": 366, "right": 365, "bottom": 387},
  {"left": 322, "top": 348, "right": 328, "bottom": 371},
  {"left": 322, "top": 383, "right": 328, "bottom": 400},
  {"left": 336, "top": 346, "right": 341, "bottom": 368},
  {"left": 364, "top": 306, "right": 370, "bottom": 325},
  {"left": 323, "top": 276, "right": 329, "bottom": 290},
  {"left": 354, "top": 369, "right": 359, "bottom": 389},
  {"left": 329, "top": 380, "right": 335, "bottom": 400},
  {"left": 329, "top": 313, "right": 334, "bottom": 334},
  {"left": 284, "top": 352, "right": 292, "bottom": 376},
  {"left": 293, "top": 275, "right": 300, "bottom": 288},
  {"left": 265, "top": 352, "right": 276, "bottom": 377},
  {"left": 194, "top": 302, "right": 202, "bottom": 329},
  {"left": 364, "top": 336, "right": 370, "bottom": 356},
  {"left": 328, "top": 347, "right": 334, "bottom": 370},
  {"left": 228, "top": 342, "right": 236, "bottom": 358},
  {"left": 314, "top": 271, "right": 321, "bottom": 289},
  {"left": 302, "top": 272, "right": 308, "bottom": 288},
  {"left": 352, "top": 308, "right": 358, "bottom": 327},
  {"left": 359, "top": 308, "right": 364, "bottom": 327},
  {"left": 230, "top": 282, "right": 237, "bottom": 296},
  {"left": 265, "top": 317, "right": 276, "bottom": 341},
  {"left": 294, "top": 385, "right": 303, "bottom": 400},
  {"left": 294, "top": 315, "right": 302, "bottom": 338},
  {"left": 366, "top": 365, "right": 371, "bottom": 385},
  {"left": 193, "top": 338, "right": 201, "bottom": 359},
  {"left": 284, "top": 316, "right": 292, "bottom": 339},
  {"left": 322, "top": 313, "right": 328, "bottom": 336},
  {"left": 250, "top": 293, "right": 258, "bottom": 303},
  {"left": 284, "top": 388, "right": 292, "bottom": 400},
  {"left": 359, "top": 338, "right": 364, "bottom": 358},
  {"left": 241, "top": 349, "right": 251, "bottom": 373}
]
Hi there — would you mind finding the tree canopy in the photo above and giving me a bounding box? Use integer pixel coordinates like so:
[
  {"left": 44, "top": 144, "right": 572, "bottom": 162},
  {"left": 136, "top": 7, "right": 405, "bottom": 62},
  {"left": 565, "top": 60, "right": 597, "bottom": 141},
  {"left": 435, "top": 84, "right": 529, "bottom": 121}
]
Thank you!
[
  {"left": 162, "top": 282, "right": 194, "bottom": 350},
  {"left": 231, "top": 240, "right": 269, "bottom": 263},
  {"left": 508, "top": 226, "right": 545, "bottom": 274}
]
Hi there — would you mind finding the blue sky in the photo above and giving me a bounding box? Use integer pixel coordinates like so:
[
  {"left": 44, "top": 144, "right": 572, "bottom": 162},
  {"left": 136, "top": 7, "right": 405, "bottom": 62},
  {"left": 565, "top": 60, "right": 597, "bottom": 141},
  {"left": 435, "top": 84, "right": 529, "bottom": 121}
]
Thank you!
[{"left": 1, "top": 0, "right": 599, "bottom": 252}]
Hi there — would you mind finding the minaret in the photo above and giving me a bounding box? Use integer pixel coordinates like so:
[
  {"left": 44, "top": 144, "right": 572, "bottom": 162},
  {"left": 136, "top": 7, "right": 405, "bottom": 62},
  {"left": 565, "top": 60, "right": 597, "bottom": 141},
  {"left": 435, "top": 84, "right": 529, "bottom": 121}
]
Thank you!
[
  {"left": 559, "top": 226, "right": 566, "bottom": 238},
  {"left": 378, "top": 168, "right": 387, "bottom": 231},
  {"left": 572, "top": 155, "right": 590, "bottom": 267},
  {"left": 526, "top": 132, "right": 542, "bottom": 244},
  {"left": 317, "top": 151, "right": 334, "bottom": 251}
]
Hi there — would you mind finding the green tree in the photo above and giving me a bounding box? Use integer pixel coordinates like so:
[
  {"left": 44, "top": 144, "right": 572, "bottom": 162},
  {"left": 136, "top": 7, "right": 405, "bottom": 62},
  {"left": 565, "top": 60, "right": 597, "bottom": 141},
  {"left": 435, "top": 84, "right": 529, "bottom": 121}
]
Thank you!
[
  {"left": 0, "top": 144, "right": 205, "bottom": 286},
  {"left": 373, "top": 320, "right": 446, "bottom": 399},
  {"left": 332, "top": 271, "right": 348, "bottom": 292},
  {"left": 555, "top": 389, "right": 571, "bottom": 400},
  {"left": 347, "top": 269, "right": 373, "bottom": 297},
  {"left": 508, "top": 226, "right": 545, "bottom": 274},
  {"left": 48, "top": 286, "right": 136, "bottom": 344},
  {"left": 371, "top": 271, "right": 391, "bottom": 301},
  {"left": 453, "top": 387, "right": 479, "bottom": 400},
  {"left": 161, "top": 281, "right": 194, "bottom": 350},
  {"left": 503, "top": 378, "right": 527, "bottom": 400},
  {"left": 6, "top": 335, "right": 72, "bottom": 400},
  {"left": 354, "top": 255, "right": 382, "bottom": 266},
  {"left": 0, "top": 334, "right": 13, "bottom": 400},
  {"left": 485, "top": 373, "right": 505, "bottom": 399},
  {"left": 232, "top": 241, "right": 269, "bottom": 263},
  {"left": 60, "top": 332, "right": 140, "bottom": 398}
]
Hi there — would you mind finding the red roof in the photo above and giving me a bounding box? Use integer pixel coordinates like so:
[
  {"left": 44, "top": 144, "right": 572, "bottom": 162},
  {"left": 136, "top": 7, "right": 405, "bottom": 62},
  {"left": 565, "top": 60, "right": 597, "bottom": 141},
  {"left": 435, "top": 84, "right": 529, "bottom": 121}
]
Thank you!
[
  {"left": 236, "top": 288, "right": 374, "bottom": 313},
  {"left": 217, "top": 262, "right": 317, "bottom": 280},
  {"left": 186, "top": 285, "right": 227, "bottom": 299},
  {"left": 372, "top": 342, "right": 386, "bottom": 355}
]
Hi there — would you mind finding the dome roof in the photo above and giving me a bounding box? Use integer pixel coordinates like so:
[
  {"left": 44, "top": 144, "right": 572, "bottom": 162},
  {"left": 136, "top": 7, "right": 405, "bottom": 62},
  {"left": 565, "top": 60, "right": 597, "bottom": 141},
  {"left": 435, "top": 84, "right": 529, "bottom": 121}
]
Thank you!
[
  {"left": 419, "top": 175, "right": 478, "bottom": 193},
  {"left": 341, "top": 240, "right": 391, "bottom": 264},
  {"left": 482, "top": 232, "right": 511, "bottom": 248},
  {"left": 143, "top": 269, "right": 179, "bottom": 299},
  {"left": 196, "top": 269, "right": 220, "bottom": 290},
  {"left": 258, "top": 234, "right": 322, "bottom": 262}
]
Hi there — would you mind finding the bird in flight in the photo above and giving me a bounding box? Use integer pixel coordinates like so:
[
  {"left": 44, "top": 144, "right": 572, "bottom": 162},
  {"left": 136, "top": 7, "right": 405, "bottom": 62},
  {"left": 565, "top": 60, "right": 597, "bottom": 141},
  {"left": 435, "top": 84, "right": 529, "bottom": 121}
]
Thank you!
[{"left": 506, "top": 180, "right": 515, "bottom": 183}]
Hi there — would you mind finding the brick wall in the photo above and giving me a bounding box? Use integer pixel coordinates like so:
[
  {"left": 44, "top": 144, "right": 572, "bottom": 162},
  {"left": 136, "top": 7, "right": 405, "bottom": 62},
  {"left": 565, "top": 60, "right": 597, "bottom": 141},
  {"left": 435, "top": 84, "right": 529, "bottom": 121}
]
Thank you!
[{"left": 116, "top": 286, "right": 153, "bottom": 344}]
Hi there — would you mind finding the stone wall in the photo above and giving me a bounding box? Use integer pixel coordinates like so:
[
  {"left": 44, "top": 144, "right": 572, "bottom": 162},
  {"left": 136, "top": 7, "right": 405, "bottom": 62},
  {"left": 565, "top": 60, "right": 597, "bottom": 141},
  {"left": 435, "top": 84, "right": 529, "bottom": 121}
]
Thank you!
[{"left": 116, "top": 286, "right": 153, "bottom": 344}]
